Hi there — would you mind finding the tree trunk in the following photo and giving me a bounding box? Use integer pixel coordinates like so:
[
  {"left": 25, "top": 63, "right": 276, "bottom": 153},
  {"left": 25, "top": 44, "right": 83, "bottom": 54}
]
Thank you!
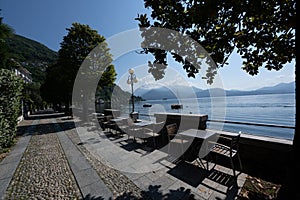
[{"left": 278, "top": 63, "right": 298, "bottom": 199}]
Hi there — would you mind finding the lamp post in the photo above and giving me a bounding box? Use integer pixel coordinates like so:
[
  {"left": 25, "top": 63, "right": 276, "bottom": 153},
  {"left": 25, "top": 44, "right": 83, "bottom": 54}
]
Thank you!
[{"left": 127, "top": 68, "right": 138, "bottom": 115}]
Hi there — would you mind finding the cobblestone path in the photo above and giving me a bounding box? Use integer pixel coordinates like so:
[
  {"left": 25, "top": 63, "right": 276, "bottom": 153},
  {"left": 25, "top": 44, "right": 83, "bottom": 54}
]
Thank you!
[{"left": 4, "top": 118, "right": 82, "bottom": 199}]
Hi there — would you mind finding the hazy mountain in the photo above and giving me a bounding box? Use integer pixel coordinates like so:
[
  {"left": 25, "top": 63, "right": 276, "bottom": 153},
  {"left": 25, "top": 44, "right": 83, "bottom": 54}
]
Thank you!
[
  {"left": 138, "top": 85, "right": 204, "bottom": 100},
  {"left": 196, "top": 88, "right": 226, "bottom": 97},
  {"left": 139, "top": 86, "right": 176, "bottom": 100},
  {"left": 135, "top": 87, "right": 153, "bottom": 97},
  {"left": 137, "top": 81, "right": 295, "bottom": 100},
  {"left": 225, "top": 81, "right": 295, "bottom": 96},
  {"left": 256, "top": 81, "right": 295, "bottom": 93}
]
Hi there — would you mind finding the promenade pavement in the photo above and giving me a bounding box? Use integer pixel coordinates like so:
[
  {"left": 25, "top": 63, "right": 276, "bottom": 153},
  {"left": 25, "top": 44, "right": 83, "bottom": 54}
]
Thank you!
[
  {"left": 0, "top": 110, "right": 247, "bottom": 199},
  {"left": 0, "top": 111, "right": 112, "bottom": 200}
]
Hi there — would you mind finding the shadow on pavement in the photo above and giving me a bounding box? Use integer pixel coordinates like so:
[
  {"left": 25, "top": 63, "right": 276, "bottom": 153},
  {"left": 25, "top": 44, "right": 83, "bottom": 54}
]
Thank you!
[
  {"left": 17, "top": 109, "right": 75, "bottom": 136},
  {"left": 83, "top": 194, "right": 105, "bottom": 200},
  {"left": 140, "top": 184, "right": 196, "bottom": 200}
]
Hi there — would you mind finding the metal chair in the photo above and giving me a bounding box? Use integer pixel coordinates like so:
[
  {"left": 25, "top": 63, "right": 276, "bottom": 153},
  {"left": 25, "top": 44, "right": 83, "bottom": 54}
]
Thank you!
[
  {"left": 207, "top": 133, "right": 243, "bottom": 177},
  {"left": 140, "top": 121, "right": 165, "bottom": 148},
  {"left": 165, "top": 123, "right": 189, "bottom": 158},
  {"left": 115, "top": 118, "right": 129, "bottom": 136},
  {"left": 101, "top": 115, "right": 115, "bottom": 132},
  {"left": 126, "top": 118, "right": 142, "bottom": 141}
]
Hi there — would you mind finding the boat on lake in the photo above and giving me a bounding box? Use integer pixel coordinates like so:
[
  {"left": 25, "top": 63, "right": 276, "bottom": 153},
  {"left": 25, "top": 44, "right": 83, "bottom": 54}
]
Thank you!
[
  {"left": 171, "top": 104, "right": 182, "bottom": 109},
  {"left": 143, "top": 103, "right": 152, "bottom": 107}
]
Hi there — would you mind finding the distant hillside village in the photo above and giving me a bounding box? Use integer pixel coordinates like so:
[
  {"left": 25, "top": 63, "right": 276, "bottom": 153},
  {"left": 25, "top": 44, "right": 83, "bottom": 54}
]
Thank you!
[
  {"left": 5, "top": 34, "right": 58, "bottom": 83},
  {"left": 10, "top": 58, "right": 32, "bottom": 83}
]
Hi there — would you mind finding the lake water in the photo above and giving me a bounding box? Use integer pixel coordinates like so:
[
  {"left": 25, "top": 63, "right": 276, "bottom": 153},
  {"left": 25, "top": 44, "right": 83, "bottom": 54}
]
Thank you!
[{"left": 96, "top": 93, "right": 295, "bottom": 140}]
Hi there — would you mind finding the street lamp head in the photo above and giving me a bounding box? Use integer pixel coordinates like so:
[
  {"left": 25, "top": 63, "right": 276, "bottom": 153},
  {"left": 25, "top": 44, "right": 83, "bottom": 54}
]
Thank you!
[{"left": 128, "top": 68, "right": 134, "bottom": 75}]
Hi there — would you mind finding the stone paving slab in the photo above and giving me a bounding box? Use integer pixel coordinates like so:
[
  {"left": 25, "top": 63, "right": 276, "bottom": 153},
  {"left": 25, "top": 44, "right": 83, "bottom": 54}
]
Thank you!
[
  {"left": 1, "top": 112, "right": 247, "bottom": 200},
  {"left": 63, "top": 125, "right": 149, "bottom": 199},
  {"left": 55, "top": 121, "right": 113, "bottom": 200},
  {"left": 75, "top": 120, "right": 247, "bottom": 200}
]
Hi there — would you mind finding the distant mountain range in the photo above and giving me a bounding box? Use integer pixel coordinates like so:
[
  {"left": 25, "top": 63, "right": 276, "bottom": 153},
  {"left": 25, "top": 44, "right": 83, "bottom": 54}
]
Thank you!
[
  {"left": 5, "top": 34, "right": 295, "bottom": 101},
  {"left": 135, "top": 81, "right": 295, "bottom": 100}
]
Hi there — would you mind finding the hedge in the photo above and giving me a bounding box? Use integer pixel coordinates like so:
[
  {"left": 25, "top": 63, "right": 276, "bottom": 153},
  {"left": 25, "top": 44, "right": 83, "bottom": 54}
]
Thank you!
[{"left": 0, "top": 69, "right": 23, "bottom": 149}]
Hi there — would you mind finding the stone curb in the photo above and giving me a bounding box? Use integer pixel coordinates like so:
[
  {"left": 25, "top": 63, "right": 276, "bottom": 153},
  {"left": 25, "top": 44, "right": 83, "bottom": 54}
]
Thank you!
[
  {"left": 53, "top": 119, "right": 113, "bottom": 199},
  {"left": 0, "top": 120, "right": 38, "bottom": 200}
]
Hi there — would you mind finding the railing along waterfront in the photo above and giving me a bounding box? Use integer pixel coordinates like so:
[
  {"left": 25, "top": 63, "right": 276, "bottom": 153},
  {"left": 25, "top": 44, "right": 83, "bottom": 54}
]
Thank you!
[
  {"left": 118, "top": 112, "right": 295, "bottom": 140},
  {"left": 138, "top": 113, "right": 295, "bottom": 129},
  {"left": 207, "top": 119, "right": 295, "bottom": 129},
  {"left": 139, "top": 113, "right": 295, "bottom": 129}
]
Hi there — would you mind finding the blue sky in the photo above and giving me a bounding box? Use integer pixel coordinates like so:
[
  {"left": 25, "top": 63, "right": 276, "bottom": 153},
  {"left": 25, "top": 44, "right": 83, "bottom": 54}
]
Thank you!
[{"left": 1, "top": 0, "right": 295, "bottom": 91}]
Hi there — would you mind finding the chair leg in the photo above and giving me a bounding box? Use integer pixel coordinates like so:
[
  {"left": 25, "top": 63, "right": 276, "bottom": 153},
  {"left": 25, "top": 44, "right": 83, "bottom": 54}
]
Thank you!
[
  {"left": 114, "top": 125, "right": 120, "bottom": 137},
  {"left": 197, "top": 157, "right": 207, "bottom": 169},
  {"left": 198, "top": 154, "right": 215, "bottom": 171},
  {"left": 153, "top": 137, "right": 156, "bottom": 148},
  {"left": 237, "top": 153, "right": 243, "bottom": 171},
  {"left": 231, "top": 153, "right": 243, "bottom": 177},
  {"left": 230, "top": 157, "right": 236, "bottom": 177}
]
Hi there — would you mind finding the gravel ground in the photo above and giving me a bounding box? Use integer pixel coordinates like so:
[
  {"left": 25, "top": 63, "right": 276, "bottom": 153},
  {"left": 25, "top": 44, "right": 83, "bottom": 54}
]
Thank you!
[{"left": 3, "top": 118, "right": 82, "bottom": 200}]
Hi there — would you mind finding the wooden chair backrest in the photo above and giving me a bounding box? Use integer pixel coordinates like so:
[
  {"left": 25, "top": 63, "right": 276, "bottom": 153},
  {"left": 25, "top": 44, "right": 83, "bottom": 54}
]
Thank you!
[
  {"left": 230, "top": 134, "right": 240, "bottom": 150},
  {"left": 166, "top": 123, "right": 178, "bottom": 137},
  {"left": 105, "top": 115, "right": 112, "bottom": 122}
]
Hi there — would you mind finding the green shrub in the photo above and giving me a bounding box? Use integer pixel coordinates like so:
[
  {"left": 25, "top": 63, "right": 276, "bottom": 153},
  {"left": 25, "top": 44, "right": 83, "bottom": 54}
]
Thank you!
[{"left": 0, "top": 69, "right": 23, "bottom": 149}]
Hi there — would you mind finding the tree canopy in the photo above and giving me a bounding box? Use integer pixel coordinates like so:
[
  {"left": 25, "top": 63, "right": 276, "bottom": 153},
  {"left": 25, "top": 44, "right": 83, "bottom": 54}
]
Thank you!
[
  {"left": 136, "top": 0, "right": 295, "bottom": 83},
  {"left": 41, "top": 23, "right": 116, "bottom": 109},
  {"left": 0, "top": 14, "right": 14, "bottom": 69},
  {"left": 0, "top": 14, "right": 13, "bottom": 40},
  {"left": 136, "top": 1, "right": 297, "bottom": 198}
]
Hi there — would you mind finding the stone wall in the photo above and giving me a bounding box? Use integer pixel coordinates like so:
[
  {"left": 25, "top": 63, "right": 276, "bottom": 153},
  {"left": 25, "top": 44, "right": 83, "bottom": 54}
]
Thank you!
[{"left": 154, "top": 112, "right": 208, "bottom": 131}]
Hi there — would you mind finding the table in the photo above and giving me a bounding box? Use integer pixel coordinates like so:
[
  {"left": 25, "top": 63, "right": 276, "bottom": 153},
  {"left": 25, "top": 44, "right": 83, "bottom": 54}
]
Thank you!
[
  {"left": 110, "top": 117, "right": 128, "bottom": 123},
  {"left": 104, "top": 109, "right": 120, "bottom": 118},
  {"left": 178, "top": 129, "right": 218, "bottom": 169},
  {"left": 133, "top": 120, "right": 154, "bottom": 127},
  {"left": 109, "top": 117, "right": 128, "bottom": 135},
  {"left": 90, "top": 113, "right": 104, "bottom": 125},
  {"left": 126, "top": 120, "right": 155, "bottom": 142},
  {"left": 178, "top": 129, "right": 216, "bottom": 140},
  {"left": 92, "top": 112, "right": 104, "bottom": 116}
]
